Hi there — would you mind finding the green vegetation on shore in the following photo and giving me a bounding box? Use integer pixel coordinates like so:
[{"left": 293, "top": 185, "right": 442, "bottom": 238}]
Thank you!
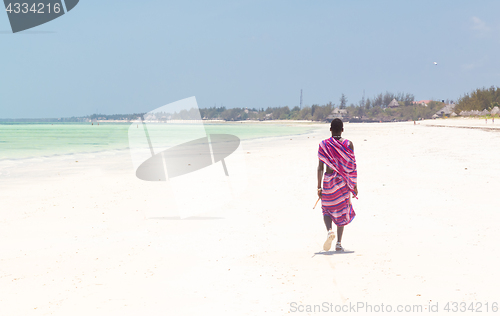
[
  {"left": 195, "top": 91, "right": 440, "bottom": 122},
  {"left": 3, "top": 86, "right": 499, "bottom": 123},
  {"left": 455, "top": 86, "right": 500, "bottom": 113}
]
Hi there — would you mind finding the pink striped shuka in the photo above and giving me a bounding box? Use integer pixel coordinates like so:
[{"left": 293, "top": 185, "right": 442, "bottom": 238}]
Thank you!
[{"left": 318, "top": 137, "right": 357, "bottom": 226}]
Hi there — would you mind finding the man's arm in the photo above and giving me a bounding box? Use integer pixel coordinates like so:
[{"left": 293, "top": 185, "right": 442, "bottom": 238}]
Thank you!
[{"left": 317, "top": 160, "right": 324, "bottom": 197}]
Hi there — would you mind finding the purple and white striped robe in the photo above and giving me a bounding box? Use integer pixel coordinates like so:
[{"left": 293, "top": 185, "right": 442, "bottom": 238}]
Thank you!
[{"left": 318, "top": 137, "right": 357, "bottom": 226}]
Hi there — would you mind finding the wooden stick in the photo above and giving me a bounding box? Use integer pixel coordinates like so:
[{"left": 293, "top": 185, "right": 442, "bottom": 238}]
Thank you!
[{"left": 313, "top": 197, "right": 321, "bottom": 209}]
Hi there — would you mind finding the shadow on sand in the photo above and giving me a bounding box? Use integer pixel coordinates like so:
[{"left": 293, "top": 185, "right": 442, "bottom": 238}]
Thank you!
[
  {"left": 312, "top": 250, "right": 355, "bottom": 257},
  {"left": 147, "top": 216, "right": 224, "bottom": 220}
]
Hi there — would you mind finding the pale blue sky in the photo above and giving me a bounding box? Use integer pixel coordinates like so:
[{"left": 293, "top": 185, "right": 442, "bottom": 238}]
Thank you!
[{"left": 1, "top": 0, "right": 499, "bottom": 118}]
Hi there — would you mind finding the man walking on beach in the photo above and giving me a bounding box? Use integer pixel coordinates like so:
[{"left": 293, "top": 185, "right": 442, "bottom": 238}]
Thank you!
[{"left": 317, "top": 118, "right": 358, "bottom": 251}]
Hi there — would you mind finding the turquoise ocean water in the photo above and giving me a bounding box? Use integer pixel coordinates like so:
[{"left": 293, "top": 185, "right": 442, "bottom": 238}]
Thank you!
[{"left": 0, "top": 122, "right": 318, "bottom": 160}]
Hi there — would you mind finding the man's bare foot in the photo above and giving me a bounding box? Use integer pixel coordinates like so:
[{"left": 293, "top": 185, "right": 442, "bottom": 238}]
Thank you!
[{"left": 323, "top": 230, "right": 335, "bottom": 251}]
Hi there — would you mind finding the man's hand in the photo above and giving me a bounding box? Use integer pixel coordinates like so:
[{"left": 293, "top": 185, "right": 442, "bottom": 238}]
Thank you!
[
  {"left": 353, "top": 185, "right": 358, "bottom": 196},
  {"left": 317, "top": 188, "right": 322, "bottom": 198}
]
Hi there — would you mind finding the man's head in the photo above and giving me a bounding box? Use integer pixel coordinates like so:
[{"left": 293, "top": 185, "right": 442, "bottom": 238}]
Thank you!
[{"left": 330, "top": 118, "right": 343, "bottom": 135}]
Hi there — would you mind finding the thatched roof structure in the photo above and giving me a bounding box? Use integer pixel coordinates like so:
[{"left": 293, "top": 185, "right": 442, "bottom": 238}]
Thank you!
[
  {"left": 460, "top": 110, "right": 482, "bottom": 116},
  {"left": 332, "top": 108, "right": 347, "bottom": 114},
  {"left": 388, "top": 99, "right": 399, "bottom": 108},
  {"left": 491, "top": 106, "right": 500, "bottom": 115},
  {"left": 328, "top": 108, "right": 347, "bottom": 119},
  {"left": 436, "top": 104, "right": 456, "bottom": 116}
]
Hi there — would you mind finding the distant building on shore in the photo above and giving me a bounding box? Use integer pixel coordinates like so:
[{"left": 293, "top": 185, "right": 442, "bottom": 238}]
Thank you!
[
  {"left": 326, "top": 108, "right": 348, "bottom": 120},
  {"left": 436, "top": 103, "right": 456, "bottom": 117},
  {"left": 387, "top": 99, "right": 400, "bottom": 108}
]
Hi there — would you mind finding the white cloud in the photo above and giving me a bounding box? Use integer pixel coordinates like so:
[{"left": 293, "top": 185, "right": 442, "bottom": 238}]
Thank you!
[{"left": 471, "top": 16, "right": 490, "bottom": 33}]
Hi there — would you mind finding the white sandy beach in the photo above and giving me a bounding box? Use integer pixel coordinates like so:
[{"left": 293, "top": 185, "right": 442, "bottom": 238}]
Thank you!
[{"left": 1, "top": 118, "right": 499, "bottom": 315}]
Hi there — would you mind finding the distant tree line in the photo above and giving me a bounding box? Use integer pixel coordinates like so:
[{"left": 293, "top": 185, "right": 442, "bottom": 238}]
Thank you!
[
  {"left": 455, "top": 86, "right": 500, "bottom": 113},
  {"left": 197, "top": 103, "right": 337, "bottom": 121},
  {"left": 193, "top": 91, "right": 437, "bottom": 122},
  {"left": 161, "top": 91, "right": 443, "bottom": 122},
  {"left": 363, "top": 91, "right": 415, "bottom": 109},
  {"left": 347, "top": 100, "right": 444, "bottom": 122},
  {"left": 11, "top": 89, "right": 486, "bottom": 123},
  {"left": 89, "top": 113, "right": 146, "bottom": 121}
]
